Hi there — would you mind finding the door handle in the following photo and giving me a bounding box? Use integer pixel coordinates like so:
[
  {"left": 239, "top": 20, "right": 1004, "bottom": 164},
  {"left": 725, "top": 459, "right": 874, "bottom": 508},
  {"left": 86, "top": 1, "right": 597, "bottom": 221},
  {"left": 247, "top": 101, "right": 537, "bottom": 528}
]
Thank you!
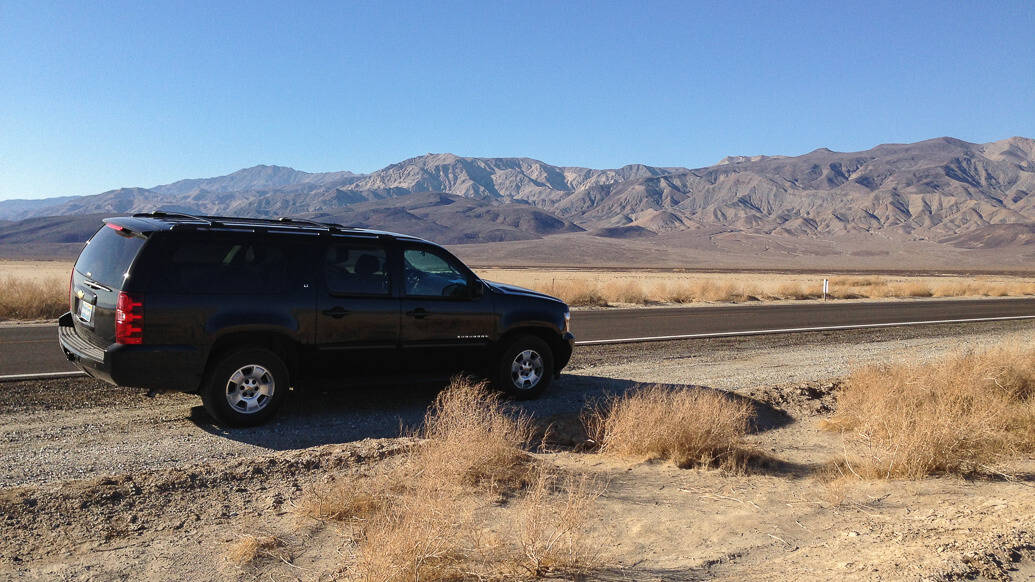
[
  {"left": 405, "top": 308, "right": 429, "bottom": 319},
  {"left": 322, "top": 307, "right": 350, "bottom": 319}
]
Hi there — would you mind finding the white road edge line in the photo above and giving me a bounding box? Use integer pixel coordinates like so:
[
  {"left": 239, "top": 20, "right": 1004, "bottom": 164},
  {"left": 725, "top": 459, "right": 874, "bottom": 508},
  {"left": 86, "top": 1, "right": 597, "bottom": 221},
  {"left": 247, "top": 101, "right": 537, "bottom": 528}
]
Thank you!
[
  {"left": 573, "top": 315, "right": 1035, "bottom": 346},
  {"left": 0, "top": 371, "right": 86, "bottom": 382},
  {"left": 3, "top": 314, "right": 1033, "bottom": 381}
]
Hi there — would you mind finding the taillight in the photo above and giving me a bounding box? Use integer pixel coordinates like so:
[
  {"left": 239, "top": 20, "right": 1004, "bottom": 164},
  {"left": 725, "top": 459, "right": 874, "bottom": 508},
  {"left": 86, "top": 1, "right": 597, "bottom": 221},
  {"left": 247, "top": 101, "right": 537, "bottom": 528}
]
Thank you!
[{"left": 115, "top": 292, "right": 143, "bottom": 344}]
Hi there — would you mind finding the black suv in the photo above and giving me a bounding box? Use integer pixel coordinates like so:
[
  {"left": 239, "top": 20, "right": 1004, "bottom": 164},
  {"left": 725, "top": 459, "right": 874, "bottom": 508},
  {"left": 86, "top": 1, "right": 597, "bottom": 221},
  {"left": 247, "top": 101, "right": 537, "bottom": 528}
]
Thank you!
[{"left": 58, "top": 213, "right": 574, "bottom": 426}]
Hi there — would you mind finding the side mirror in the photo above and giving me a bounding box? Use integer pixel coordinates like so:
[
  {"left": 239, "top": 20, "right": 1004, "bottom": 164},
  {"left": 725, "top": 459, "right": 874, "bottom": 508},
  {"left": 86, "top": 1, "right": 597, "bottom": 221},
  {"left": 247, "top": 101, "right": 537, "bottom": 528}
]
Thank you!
[{"left": 471, "top": 279, "right": 485, "bottom": 299}]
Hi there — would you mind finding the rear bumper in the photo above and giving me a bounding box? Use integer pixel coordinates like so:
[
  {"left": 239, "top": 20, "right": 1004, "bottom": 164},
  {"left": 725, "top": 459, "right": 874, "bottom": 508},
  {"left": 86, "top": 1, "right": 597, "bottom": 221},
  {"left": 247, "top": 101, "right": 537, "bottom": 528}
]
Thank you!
[{"left": 57, "top": 312, "right": 204, "bottom": 391}]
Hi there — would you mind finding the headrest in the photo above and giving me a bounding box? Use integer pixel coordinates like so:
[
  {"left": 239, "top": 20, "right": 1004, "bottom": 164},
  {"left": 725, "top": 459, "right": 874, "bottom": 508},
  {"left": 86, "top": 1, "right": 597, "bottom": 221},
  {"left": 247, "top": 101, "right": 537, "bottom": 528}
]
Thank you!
[{"left": 355, "top": 254, "right": 380, "bottom": 276}]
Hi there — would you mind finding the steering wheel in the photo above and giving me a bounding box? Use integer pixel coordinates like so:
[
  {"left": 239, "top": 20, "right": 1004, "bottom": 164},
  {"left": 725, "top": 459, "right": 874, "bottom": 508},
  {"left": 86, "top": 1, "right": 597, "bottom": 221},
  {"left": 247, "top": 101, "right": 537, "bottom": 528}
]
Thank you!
[{"left": 405, "top": 269, "right": 423, "bottom": 293}]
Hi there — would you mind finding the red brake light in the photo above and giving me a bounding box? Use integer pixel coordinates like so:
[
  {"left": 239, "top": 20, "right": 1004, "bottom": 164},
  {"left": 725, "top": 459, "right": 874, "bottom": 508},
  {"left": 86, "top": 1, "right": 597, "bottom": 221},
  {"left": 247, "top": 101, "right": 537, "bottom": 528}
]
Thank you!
[
  {"left": 105, "top": 223, "right": 125, "bottom": 232},
  {"left": 115, "top": 292, "right": 143, "bottom": 344}
]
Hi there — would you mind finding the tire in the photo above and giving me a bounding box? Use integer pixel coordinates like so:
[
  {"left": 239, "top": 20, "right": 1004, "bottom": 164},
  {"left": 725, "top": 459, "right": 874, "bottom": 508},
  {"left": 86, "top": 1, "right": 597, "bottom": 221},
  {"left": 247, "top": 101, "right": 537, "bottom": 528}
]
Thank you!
[
  {"left": 494, "top": 335, "right": 554, "bottom": 400},
  {"left": 201, "top": 348, "right": 289, "bottom": 427}
]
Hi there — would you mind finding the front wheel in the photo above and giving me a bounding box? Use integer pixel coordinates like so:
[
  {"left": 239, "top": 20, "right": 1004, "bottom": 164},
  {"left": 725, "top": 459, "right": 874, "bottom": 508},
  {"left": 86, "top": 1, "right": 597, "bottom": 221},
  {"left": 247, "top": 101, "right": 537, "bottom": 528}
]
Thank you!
[
  {"left": 201, "top": 348, "right": 289, "bottom": 427},
  {"left": 494, "top": 335, "right": 554, "bottom": 399}
]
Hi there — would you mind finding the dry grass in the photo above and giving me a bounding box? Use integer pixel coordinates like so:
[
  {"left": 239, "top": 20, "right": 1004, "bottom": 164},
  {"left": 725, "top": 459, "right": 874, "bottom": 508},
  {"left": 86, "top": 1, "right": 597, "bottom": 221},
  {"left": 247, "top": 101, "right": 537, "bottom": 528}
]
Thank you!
[
  {"left": 0, "top": 260, "right": 1033, "bottom": 319},
  {"left": 0, "top": 276, "right": 67, "bottom": 320},
  {"left": 224, "top": 534, "right": 287, "bottom": 565},
  {"left": 823, "top": 345, "right": 1035, "bottom": 478},
  {"left": 300, "top": 377, "right": 602, "bottom": 581},
  {"left": 585, "top": 385, "right": 755, "bottom": 470},
  {"left": 476, "top": 268, "right": 1035, "bottom": 306},
  {"left": 534, "top": 279, "right": 608, "bottom": 307},
  {"left": 772, "top": 282, "right": 820, "bottom": 300},
  {"left": 664, "top": 280, "right": 750, "bottom": 303},
  {"left": 516, "top": 468, "right": 599, "bottom": 576},
  {"left": 414, "top": 376, "right": 536, "bottom": 497}
]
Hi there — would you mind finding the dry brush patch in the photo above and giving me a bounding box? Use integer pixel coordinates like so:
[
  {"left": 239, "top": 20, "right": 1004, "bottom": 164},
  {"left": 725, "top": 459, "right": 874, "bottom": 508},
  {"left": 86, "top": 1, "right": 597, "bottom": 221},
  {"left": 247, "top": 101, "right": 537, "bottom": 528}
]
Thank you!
[
  {"left": 299, "top": 377, "right": 603, "bottom": 581},
  {"left": 224, "top": 534, "right": 289, "bottom": 566},
  {"left": 823, "top": 345, "right": 1035, "bottom": 479},
  {"left": 0, "top": 275, "right": 67, "bottom": 320},
  {"left": 476, "top": 268, "right": 1035, "bottom": 307},
  {"left": 584, "top": 384, "right": 758, "bottom": 470}
]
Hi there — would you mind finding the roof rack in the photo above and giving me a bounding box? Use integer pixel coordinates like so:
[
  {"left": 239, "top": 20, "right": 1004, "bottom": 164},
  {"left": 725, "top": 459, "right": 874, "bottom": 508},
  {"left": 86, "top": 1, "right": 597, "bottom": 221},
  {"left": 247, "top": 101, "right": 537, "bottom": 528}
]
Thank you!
[
  {"left": 130, "top": 212, "right": 392, "bottom": 237},
  {"left": 135, "top": 211, "right": 223, "bottom": 226},
  {"left": 275, "top": 217, "right": 354, "bottom": 232}
]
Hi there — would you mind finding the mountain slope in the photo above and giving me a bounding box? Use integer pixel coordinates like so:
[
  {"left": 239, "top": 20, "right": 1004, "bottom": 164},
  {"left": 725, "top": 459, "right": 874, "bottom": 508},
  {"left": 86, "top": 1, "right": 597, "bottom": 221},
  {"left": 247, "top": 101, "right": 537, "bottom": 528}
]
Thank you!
[
  {"left": 150, "top": 165, "right": 362, "bottom": 196},
  {"left": 564, "top": 137, "right": 1035, "bottom": 237},
  {"left": 1, "top": 137, "right": 1033, "bottom": 247}
]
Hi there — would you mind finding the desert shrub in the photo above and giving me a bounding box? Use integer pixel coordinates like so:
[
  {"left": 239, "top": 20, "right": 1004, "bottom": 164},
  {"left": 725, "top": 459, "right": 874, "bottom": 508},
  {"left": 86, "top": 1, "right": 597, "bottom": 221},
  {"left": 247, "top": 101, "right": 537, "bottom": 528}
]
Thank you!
[
  {"left": 586, "top": 385, "right": 753, "bottom": 469},
  {"left": 537, "top": 279, "right": 607, "bottom": 307},
  {"left": 224, "top": 534, "right": 287, "bottom": 565},
  {"left": 931, "top": 281, "right": 982, "bottom": 297},
  {"left": 664, "top": 281, "right": 748, "bottom": 303},
  {"left": 603, "top": 280, "right": 649, "bottom": 304},
  {"left": 0, "top": 276, "right": 67, "bottom": 320},
  {"left": 830, "top": 276, "right": 886, "bottom": 288},
  {"left": 824, "top": 345, "right": 1035, "bottom": 478},
  {"left": 663, "top": 282, "right": 696, "bottom": 303},
  {"left": 415, "top": 377, "right": 536, "bottom": 495},
  {"left": 301, "top": 377, "right": 602, "bottom": 581},
  {"left": 516, "top": 468, "right": 599, "bottom": 576},
  {"left": 773, "top": 282, "right": 819, "bottom": 300},
  {"left": 479, "top": 269, "right": 1035, "bottom": 305},
  {"left": 899, "top": 281, "right": 934, "bottom": 297}
]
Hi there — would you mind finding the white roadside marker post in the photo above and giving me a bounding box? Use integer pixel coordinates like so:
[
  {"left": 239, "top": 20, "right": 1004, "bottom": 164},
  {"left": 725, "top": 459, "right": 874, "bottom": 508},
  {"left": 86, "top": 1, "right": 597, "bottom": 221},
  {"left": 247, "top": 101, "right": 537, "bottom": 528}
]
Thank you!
[{"left": 823, "top": 278, "right": 829, "bottom": 302}]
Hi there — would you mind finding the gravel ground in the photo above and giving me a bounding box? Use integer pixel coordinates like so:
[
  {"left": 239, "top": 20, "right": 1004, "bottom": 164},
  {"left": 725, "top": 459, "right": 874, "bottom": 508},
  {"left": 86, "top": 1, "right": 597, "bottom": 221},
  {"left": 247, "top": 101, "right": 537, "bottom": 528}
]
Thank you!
[{"left": 0, "top": 319, "right": 1031, "bottom": 488}]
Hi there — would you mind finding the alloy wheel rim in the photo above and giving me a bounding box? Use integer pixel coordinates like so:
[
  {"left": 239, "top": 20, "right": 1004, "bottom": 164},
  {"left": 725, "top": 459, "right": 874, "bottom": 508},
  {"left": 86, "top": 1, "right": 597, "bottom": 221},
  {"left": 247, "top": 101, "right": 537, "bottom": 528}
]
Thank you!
[
  {"left": 510, "top": 349, "right": 544, "bottom": 390},
  {"left": 225, "top": 364, "right": 275, "bottom": 414}
]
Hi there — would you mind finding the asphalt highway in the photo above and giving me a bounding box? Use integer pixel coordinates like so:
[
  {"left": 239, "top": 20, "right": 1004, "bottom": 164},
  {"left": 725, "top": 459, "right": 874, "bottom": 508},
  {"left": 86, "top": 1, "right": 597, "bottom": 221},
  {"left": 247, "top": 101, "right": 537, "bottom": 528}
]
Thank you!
[{"left": 1, "top": 297, "right": 1033, "bottom": 377}]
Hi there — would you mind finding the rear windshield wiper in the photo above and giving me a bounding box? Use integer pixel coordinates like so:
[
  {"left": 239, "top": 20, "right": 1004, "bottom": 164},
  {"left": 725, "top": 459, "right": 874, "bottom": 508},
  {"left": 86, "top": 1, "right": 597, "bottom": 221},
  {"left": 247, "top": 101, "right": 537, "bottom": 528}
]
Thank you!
[{"left": 83, "top": 279, "right": 113, "bottom": 292}]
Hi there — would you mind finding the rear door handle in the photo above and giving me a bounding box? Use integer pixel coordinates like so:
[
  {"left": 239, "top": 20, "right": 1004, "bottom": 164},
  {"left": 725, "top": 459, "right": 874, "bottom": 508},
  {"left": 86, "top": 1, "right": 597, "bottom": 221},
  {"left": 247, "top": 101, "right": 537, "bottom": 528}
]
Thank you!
[
  {"left": 406, "top": 308, "right": 429, "bottom": 319},
  {"left": 321, "top": 307, "right": 350, "bottom": 319}
]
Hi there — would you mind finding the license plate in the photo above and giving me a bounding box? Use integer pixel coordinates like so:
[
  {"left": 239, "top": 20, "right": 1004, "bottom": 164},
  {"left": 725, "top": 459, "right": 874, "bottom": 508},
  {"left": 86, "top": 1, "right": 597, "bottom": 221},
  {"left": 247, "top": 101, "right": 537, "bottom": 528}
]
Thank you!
[{"left": 78, "top": 301, "right": 94, "bottom": 323}]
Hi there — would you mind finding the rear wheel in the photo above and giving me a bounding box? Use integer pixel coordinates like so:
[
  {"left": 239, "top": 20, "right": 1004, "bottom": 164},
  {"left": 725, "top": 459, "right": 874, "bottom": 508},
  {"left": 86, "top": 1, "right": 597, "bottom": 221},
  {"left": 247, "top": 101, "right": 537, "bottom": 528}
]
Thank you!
[
  {"left": 494, "top": 335, "right": 553, "bottom": 399},
  {"left": 201, "top": 348, "right": 289, "bottom": 427}
]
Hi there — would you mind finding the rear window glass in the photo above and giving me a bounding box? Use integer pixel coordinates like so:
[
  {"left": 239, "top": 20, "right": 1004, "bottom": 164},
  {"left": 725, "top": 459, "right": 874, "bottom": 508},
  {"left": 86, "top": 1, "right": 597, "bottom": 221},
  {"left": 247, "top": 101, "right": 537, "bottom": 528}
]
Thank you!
[
  {"left": 155, "top": 239, "right": 290, "bottom": 294},
  {"left": 75, "top": 225, "right": 147, "bottom": 288}
]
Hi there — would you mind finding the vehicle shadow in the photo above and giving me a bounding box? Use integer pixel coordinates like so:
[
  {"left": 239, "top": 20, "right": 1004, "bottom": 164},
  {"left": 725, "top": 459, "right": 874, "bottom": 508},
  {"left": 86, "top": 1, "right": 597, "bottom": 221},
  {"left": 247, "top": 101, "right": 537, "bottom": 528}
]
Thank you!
[{"left": 188, "top": 372, "right": 794, "bottom": 453}]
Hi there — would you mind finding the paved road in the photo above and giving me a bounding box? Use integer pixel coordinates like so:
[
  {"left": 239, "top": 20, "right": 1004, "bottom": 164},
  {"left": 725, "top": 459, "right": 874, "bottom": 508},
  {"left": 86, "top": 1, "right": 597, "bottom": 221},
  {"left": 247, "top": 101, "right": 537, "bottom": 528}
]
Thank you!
[
  {"left": 572, "top": 297, "right": 1035, "bottom": 344},
  {"left": 1, "top": 297, "right": 1033, "bottom": 377}
]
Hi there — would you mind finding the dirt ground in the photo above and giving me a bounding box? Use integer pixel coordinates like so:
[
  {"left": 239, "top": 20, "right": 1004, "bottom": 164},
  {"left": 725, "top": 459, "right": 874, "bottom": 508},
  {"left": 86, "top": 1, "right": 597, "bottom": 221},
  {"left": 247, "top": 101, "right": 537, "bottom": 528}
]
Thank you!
[{"left": 2, "top": 321, "right": 1034, "bottom": 580}]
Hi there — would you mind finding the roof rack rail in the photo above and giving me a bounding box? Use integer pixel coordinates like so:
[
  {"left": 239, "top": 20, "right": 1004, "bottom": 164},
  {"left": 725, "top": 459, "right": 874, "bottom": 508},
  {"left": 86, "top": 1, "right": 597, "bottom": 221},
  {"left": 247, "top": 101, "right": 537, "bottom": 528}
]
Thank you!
[
  {"left": 275, "top": 216, "right": 354, "bottom": 232},
  {"left": 136, "top": 211, "right": 223, "bottom": 226}
]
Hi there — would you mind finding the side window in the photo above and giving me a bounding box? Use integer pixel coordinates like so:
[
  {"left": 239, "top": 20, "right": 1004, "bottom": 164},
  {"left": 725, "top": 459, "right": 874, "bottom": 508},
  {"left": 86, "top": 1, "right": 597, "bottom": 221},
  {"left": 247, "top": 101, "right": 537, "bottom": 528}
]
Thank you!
[
  {"left": 324, "top": 244, "right": 390, "bottom": 296},
  {"left": 164, "top": 239, "right": 289, "bottom": 294},
  {"left": 403, "top": 248, "right": 470, "bottom": 298}
]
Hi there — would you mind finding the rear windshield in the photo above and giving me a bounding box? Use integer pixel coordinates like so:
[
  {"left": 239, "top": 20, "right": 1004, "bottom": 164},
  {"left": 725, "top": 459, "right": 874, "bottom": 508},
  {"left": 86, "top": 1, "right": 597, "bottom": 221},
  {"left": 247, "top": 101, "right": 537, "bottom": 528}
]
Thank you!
[{"left": 75, "top": 225, "right": 147, "bottom": 288}]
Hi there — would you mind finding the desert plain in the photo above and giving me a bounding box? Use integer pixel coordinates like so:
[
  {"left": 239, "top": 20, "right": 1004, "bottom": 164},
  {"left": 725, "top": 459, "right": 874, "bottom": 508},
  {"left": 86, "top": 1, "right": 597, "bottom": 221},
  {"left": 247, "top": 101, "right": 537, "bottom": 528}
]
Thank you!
[{"left": 1, "top": 273, "right": 1034, "bottom": 580}]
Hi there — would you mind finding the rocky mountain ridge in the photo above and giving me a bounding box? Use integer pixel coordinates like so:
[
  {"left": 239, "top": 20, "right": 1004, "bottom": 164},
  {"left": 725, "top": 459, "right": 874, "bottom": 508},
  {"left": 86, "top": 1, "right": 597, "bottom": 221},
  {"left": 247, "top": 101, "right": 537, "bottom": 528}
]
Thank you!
[{"left": 2, "top": 136, "right": 1033, "bottom": 247}]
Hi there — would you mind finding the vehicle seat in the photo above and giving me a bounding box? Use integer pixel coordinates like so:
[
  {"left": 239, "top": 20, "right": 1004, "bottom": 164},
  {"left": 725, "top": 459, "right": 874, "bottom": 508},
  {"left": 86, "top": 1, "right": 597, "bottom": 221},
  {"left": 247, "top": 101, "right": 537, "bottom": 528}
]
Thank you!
[{"left": 353, "top": 254, "right": 386, "bottom": 294}]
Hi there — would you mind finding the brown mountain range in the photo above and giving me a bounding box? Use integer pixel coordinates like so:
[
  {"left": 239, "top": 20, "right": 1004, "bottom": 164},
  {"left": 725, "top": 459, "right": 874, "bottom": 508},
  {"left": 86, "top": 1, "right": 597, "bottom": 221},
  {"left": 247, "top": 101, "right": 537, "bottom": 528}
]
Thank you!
[{"left": 2, "top": 137, "right": 1034, "bottom": 268}]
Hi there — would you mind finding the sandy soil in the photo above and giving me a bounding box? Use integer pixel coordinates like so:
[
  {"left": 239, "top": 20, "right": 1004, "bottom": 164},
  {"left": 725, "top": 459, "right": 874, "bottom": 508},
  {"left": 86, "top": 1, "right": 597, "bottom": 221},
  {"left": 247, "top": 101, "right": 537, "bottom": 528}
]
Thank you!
[
  {"left": 2, "top": 321, "right": 1034, "bottom": 580},
  {"left": 450, "top": 231, "right": 1035, "bottom": 272}
]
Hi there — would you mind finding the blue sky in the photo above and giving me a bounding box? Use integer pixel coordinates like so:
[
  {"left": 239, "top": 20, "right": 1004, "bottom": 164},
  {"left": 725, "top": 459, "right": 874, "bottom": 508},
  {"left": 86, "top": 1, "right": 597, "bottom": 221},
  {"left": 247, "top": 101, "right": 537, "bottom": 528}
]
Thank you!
[{"left": 1, "top": 1, "right": 1033, "bottom": 200}]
